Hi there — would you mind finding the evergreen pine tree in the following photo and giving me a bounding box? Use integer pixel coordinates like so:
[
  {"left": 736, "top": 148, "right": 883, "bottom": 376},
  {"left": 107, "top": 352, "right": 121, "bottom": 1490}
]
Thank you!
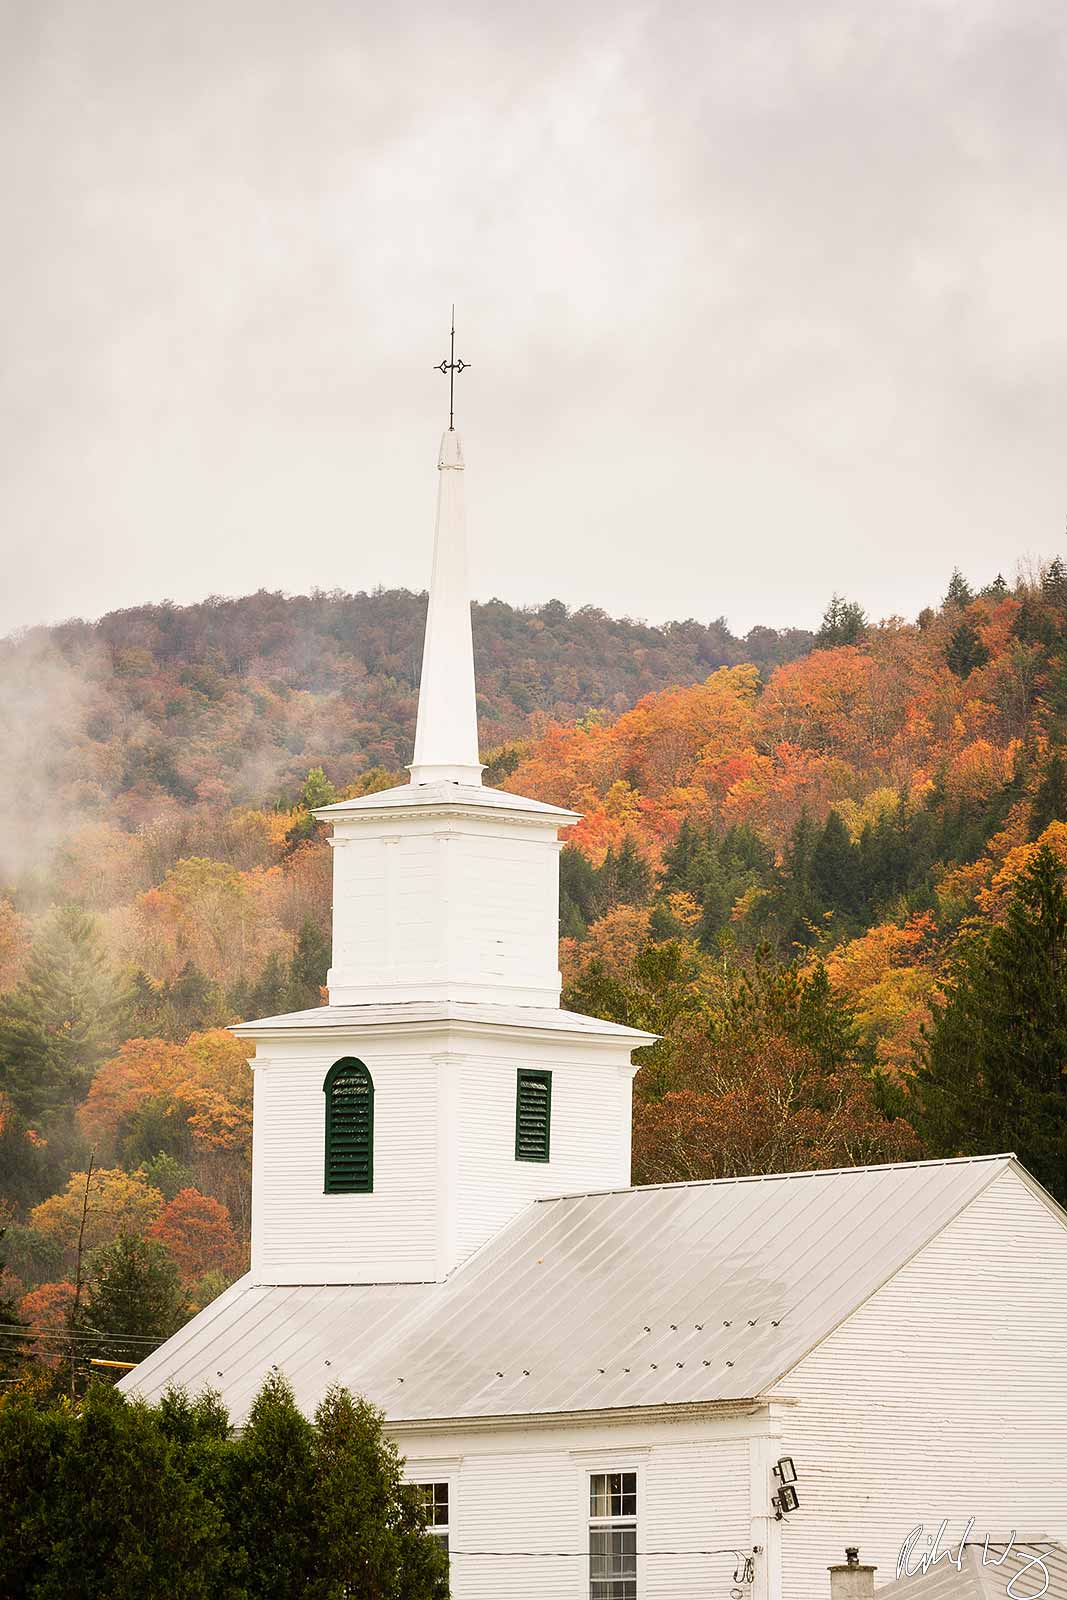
[
  {"left": 247, "top": 951, "right": 290, "bottom": 1020},
  {"left": 1041, "top": 556, "right": 1067, "bottom": 610},
  {"left": 309, "top": 1388, "right": 449, "bottom": 1600},
  {"left": 230, "top": 1371, "right": 318, "bottom": 1599},
  {"left": 559, "top": 845, "right": 598, "bottom": 935},
  {"left": 0, "top": 906, "right": 127, "bottom": 1121},
  {"left": 1031, "top": 749, "right": 1067, "bottom": 837},
  {"left": 814, "top": 594, "right": 867, "bottom": 649},
  {"left": 595, "top": 836, "right": 652, "bottom": 912},
  {"left": 86, "top": 1235, "right": 189, "bottom": 1362},
  {"left": 25, "top": 1381, "right": 228, "bottom": 1599},
  {"left": 810, "top": 810, "right": 862, "bottom": 919},
  {"left": 286, "top": 767, "right": 338, "bottom": 846},
  {"left": 943, "top": 567, "right": 974, "bottom": 608},
  {"left": 946, "top": 620, "right": 990, "bottom": 678},
  {"left": 917, "top": 844, "right": 1067, "bottom": 1202},
  {"left": 287, "top": 918, "right": 330, "bottom": 1010},
  {"left": 0, "top": 1227, "right": 30, "bottom": 1381}
]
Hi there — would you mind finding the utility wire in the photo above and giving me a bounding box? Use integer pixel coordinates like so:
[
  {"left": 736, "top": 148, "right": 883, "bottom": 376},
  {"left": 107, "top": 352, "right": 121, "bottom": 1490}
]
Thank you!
[{"left": 0, "top": 1323, "right": 164, "bottom": 1345}]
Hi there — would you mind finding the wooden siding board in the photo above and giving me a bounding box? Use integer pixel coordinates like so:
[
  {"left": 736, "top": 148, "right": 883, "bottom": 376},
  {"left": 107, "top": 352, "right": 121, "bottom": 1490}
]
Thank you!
[{"left": 775, "top": 1169, "right": 1067, "bottom": 1597}]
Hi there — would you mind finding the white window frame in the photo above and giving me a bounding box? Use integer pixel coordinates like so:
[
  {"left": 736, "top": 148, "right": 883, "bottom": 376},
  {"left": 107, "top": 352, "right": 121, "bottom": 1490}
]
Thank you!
[
  {"left": 404, "top": 1463, "right": 458, "bottom": 1571},
  {"left": 584, "top": 1464, "right": 642, "bottom": 1600}
]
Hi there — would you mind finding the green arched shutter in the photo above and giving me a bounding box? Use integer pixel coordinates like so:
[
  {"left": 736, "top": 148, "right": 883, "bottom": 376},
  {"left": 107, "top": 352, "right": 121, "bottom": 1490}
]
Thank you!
[{"left": 323, "top": 1058, "right": 374, "bottom": 1193}]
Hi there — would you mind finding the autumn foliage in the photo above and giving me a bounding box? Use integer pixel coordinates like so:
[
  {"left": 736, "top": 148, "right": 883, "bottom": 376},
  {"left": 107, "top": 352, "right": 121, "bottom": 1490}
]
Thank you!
[{"left": 2, "top": 564, "right": 1067, "bottom": 1366}]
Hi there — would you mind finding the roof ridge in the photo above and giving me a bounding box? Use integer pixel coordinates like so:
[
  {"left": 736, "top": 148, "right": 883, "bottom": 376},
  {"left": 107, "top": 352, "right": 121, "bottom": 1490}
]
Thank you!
[{"left": 535, "top": 1152, "right": 1017, "bottom": 1203}]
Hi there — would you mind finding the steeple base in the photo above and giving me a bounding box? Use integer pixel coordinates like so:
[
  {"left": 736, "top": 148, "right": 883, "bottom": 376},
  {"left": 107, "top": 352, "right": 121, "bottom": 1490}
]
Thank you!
[{"left": 408, "top": 761, "right": 485, "bottom": 786}]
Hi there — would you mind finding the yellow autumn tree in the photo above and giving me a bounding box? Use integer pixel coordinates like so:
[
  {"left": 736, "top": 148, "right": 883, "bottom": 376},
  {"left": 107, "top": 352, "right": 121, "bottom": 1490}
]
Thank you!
[{"left": 30, "top": 1167, "right": 164, "bottom": 1265}]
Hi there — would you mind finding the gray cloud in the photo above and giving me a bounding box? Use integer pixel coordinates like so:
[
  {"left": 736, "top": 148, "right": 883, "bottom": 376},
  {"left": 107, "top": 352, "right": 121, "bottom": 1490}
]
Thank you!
[{"left": 0, "top": 0, "right": 1064, "bottom": 637}]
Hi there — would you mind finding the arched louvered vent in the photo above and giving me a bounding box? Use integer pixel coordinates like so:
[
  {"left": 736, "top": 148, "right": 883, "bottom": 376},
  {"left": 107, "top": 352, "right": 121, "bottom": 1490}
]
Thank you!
[
  {"left": 323, "top": 1058, "right": 374, "bottom": 1193},
  {"left": 515, "top": 1069, "right": 552, "bottom": 1162}
]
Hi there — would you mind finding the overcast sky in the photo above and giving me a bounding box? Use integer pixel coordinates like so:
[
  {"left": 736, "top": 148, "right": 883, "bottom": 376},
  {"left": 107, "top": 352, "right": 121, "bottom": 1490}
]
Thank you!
[{"left": 1, "top": 0, "right": 1064, "bottom": 639}]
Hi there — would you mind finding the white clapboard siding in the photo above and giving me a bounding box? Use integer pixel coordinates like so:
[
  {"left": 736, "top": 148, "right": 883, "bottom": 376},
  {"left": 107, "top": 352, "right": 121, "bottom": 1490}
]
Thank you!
[
  {"left": 248, "top": 1024, "right": 638, "bottom": 1283},
  {"left": 401, "top": 1419, "right": 754, "bottom": 1600},
  {"left": 452, "top": 1050, "right": 634, "bottom": 1264},
  {"left": 642, "top": 1438, "right": 752, "bottom": 1599},
  {"left": 327, "top": 810, "right": 565, "bottom": 1006},
  {"left": 775, "top": 1167, "right": 1067, "bottom": 1598},
  {"left": 251, "top": 1052, "right": 441, "bottom": 1282}
]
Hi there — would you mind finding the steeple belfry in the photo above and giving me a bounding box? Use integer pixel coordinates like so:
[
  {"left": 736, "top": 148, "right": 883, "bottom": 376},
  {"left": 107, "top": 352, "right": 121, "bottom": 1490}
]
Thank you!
[{"left": 409, "top": 428, "right": 483, "bottom": 786}]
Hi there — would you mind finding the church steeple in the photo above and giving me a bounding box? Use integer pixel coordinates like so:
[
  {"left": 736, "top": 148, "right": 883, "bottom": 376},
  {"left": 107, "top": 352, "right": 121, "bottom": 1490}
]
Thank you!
[
  {"left": 234, "top": 407, "right": 653, "bottom": 1288},
  {"left": 408, "top": 428, "right": 483, "bottom": 786}
]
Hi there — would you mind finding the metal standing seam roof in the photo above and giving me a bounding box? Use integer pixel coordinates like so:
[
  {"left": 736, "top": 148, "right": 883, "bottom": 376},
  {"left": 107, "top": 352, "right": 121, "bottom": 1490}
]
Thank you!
[
  {"left": 121, "top": 1155, "right": 1017, "bottom": 1427},
  {"left": 875, "top": 1542, "right": 1067, "bottom": 1600}
]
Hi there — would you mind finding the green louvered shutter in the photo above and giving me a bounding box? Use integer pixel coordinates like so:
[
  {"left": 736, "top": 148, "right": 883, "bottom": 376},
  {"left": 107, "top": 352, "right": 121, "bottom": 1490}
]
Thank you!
[
  {"left": 515, "top": 1069, "right": 552, "bottom": 1162},
  {"left": 324, "top": 1059, "right": 374, "bottom": 1193}
]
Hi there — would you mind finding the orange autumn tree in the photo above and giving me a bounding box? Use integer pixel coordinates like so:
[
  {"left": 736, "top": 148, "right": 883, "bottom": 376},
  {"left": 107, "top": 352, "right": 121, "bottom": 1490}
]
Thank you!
[
  {"left": 148, "top": 1188, "right": 243, "bottom": 1285},
  {"left": 506, "top": 667, "right": 762, "bottom": 860},
  {"left": 79, "top": 1029, "right": 253, "bottom": 1241},
  {"left": 80, "top": 1030, "right": 251, "bottom": 1162}
]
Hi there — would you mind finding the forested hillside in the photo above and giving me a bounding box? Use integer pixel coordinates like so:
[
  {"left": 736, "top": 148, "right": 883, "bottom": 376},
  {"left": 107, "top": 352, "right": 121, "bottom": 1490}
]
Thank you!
[{"left": 3, "top": 564, "right": 1067, "bottom": 1391}]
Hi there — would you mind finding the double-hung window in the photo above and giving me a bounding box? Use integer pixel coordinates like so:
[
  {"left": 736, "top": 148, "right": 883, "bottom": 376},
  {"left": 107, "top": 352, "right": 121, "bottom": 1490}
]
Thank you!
[
  {"left": 588, "top": 1471, "right": 637, "bottom": 1600},
  {"left": 412, "top": 1481, "right": 450, "bottom": 1561}
]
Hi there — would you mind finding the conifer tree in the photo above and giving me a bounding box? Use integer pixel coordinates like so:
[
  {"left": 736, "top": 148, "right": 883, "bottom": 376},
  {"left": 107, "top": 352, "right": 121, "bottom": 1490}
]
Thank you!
[
  {"left": 946, "top": 619, "right": 990, "bottom": 678},
  {"left": 17, "top": 1380, "right": 229, "bottom": 1600},
  {"left": 0, "top": 1227, "right": 30, "bottom": 1381},
  {"left": 286, "top": 767, "right": 337, "bottom": 846},
  {"left": 917, "top": 844, "right": 1067, "bottom": 1202},
  {"left": 247, "top": 951, "right": 289, "bottom": 1020},
  {"left": 287, "top": 917, "right": 330, "bottom": 1011},
  {"left": 943, "top": 567, "right": 974, "bottom": 608},
  {"left": 309, "top": 1387, "right": 449, "bottom": 1600},
  {"left": 1031, "top": 749, "right": 1067, "bottom": 836},
  {"left": 811, "top": 811, "right": 862, "bottom": 919},
  {"left": 814, "top": 594, "right": 867, "bottom": 649},
  {"left": 230, "top": 1371, "right": 318, "bottom": 1599},
  {"left": 0, "top": 907, "right": 127, "bottom": 1122},
  {"left": 86, "top": 1235, "right": 189, "bottom": 1356},
  {"left": 1041, "top": 556, "right": 1067, "bottom": 610}
]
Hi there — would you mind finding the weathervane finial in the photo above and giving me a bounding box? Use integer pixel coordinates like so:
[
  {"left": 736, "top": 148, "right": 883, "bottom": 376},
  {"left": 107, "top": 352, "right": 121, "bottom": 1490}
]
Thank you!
[{"left": 434, "top": 306, "right": 468, "bottom": 431}]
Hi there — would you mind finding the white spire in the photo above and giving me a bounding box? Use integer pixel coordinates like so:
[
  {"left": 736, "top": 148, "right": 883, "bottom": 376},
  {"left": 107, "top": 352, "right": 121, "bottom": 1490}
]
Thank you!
[{"left": 409, "top": 428, "right": 483, "bottom": 786}]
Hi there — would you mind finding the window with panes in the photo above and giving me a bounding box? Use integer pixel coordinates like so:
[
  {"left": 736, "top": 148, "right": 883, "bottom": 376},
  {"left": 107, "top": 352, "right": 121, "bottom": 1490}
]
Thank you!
[
  {"left": 412, "top": 1481, "right": 450, "bottom": 1561},
  {"left": 588, "top": 1471, "right": 637, "bottom": 1600}
]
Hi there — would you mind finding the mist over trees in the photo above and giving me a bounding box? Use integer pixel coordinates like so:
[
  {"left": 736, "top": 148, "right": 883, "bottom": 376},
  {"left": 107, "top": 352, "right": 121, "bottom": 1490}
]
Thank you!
[{"left": 1, "top": 564, "right": 1066, "bottom": 1391}]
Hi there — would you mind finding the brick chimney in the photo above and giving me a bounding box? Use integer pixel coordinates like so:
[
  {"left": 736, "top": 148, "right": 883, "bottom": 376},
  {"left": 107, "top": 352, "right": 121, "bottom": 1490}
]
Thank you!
[{"left": 829, "top": 1547, "right": 877, "bottom": 1600}]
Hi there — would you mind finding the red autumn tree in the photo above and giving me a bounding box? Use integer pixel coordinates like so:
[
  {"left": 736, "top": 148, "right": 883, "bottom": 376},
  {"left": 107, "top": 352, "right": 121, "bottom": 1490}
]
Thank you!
[
  {"left": 632, "top": 1032, "right": 921, "bottom": 1184},
  {"left": 148, "top": 1187, "right": 243, "bottom": 1285}
]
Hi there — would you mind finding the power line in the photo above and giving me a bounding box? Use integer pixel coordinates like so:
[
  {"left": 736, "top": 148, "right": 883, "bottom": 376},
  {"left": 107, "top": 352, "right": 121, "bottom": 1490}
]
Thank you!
[{"left": 0, "top": 1323, "right": 164, "bottom": 1346}]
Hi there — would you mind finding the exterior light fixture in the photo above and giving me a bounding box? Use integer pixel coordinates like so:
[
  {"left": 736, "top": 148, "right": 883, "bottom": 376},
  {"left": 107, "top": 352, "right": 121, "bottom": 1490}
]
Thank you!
[
  {"left": 773, "top": 1457, "right": 798, "bottom": 1484},
  {"left": 774, "top": 1485, "right": 800, "bottom": 1517}
]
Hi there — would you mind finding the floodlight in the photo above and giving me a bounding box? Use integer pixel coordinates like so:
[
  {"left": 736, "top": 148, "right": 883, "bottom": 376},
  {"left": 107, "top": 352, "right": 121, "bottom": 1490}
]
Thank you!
[{"left": 773, "top": 1456, "right": 798, "bottom": 1485}]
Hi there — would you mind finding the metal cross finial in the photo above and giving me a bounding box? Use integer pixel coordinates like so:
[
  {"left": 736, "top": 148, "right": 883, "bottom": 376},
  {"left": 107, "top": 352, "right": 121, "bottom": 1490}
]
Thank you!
[{"left": 435, "top": 306, "right": 468, "bottom": 431}]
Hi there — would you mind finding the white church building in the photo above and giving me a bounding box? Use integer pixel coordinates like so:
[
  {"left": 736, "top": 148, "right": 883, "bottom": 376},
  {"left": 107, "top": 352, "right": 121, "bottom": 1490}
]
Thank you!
[{"left": 124, "top": 423, "right": 1067, "bottom": 1600}]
